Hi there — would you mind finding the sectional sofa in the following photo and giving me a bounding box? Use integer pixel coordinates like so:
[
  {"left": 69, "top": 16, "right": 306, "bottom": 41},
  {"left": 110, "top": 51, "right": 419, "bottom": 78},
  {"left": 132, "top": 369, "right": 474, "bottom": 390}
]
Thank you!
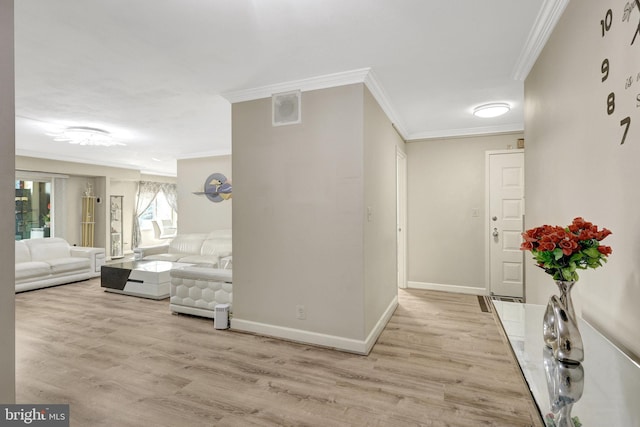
[
  {"left": 133, "top": 230, "right": 233, "bottom": 318},
  {"left": 133, "top": 230, "right": 232, "bottom": 268},
  {"left": 169, "top": 266, "right": 232, "bottom": 319},
  {"left": 15, "top": 237, "right": 105, "bottom": 293}
]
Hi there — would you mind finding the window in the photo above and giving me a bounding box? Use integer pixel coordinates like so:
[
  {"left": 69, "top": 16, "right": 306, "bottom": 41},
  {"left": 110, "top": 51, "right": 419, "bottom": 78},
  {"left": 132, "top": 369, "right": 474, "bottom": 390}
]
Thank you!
[
  {"left": 137, "top": 190, "right": 177, "bottom": 245},
  {"left": 138, "top": 190, "right": 175, "bottom": 231},
  {"left": 132, "top": 181, "right": 177, "bottom": 248},
  {"left": 15, "top": 180, "right": 51, "bottom": 240}
]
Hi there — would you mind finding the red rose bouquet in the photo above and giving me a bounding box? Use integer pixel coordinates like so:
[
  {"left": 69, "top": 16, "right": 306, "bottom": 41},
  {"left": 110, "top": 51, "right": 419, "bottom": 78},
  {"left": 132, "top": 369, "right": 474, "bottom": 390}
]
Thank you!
[{"left": 520, "top": 217, "right": 612, "bottom": 281}]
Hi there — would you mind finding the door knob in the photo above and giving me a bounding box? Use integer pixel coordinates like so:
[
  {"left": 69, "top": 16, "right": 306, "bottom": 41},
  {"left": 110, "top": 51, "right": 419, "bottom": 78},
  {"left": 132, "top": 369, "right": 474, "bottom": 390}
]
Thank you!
[{"left": 492, "top": 228, "right": 499, "bottom": 237}]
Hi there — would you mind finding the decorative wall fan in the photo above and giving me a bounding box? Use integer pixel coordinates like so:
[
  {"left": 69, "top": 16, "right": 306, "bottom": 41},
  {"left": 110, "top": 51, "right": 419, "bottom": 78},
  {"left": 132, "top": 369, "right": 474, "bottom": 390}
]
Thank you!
[{"left": 192, "top": 173, "right": 232, "bottom": 203}]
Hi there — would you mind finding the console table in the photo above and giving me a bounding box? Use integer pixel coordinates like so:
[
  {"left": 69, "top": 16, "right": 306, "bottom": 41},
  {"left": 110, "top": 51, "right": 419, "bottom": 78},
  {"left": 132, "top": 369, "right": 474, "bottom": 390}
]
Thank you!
[{"left": 493, "top": 300, "right": 640, "bottom": 426}]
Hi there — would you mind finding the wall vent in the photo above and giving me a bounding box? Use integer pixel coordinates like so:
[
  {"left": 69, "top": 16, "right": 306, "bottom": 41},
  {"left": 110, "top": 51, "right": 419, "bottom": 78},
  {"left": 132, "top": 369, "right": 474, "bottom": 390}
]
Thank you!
[{"left": 272, "top": 90, "right": 301, "bottom": 126}]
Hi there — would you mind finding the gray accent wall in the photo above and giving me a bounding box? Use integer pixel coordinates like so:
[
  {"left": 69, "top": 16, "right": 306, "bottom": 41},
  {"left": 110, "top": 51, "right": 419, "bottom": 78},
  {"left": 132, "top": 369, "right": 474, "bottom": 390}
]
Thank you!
[
  {"left": 0, "top": 0, "right": 15, "bottom": 403},
  {"left": 231, "top": 83, "right": 399, "bottom": 353},
  {"left": 525, "top": 0, "right": 640, "bottom": 359},
  {"left": 363, "top": 88, "right": 403, "bottom": 333}
]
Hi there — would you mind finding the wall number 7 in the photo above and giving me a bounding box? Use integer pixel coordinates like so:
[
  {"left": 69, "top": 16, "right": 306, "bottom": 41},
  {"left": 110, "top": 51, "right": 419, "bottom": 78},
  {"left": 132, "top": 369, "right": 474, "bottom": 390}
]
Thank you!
[{"left": 620, "top": 116, "right": 631, "bottom": 145}]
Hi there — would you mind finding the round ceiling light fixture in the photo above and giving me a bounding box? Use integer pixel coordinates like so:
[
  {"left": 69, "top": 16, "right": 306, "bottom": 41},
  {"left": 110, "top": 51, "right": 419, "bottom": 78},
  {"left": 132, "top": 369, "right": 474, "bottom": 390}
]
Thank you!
[
  {"left": 472, "top": 103, "right": 511, "bottom": 118},
  {"left": 53, "top": 126, "right": 124, "bottom": 147}
]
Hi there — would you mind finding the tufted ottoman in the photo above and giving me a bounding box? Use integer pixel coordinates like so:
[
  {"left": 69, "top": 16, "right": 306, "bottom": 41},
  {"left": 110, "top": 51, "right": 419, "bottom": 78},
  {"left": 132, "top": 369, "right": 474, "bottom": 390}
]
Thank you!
[{"left": 169, "top": 266, "right": 232, "bottom": 319}]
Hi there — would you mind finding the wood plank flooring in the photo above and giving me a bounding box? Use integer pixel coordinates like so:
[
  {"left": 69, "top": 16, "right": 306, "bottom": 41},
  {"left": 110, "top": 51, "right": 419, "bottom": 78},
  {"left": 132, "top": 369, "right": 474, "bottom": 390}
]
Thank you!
[{"left": 15, "top": 280, "right": 543, "bottom": 426}]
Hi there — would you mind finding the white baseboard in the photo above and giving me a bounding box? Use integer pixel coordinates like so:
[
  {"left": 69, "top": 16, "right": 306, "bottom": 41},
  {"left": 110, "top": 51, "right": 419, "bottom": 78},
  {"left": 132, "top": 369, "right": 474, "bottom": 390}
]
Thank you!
[
  {"left": 408, "top": 281, "right": 487, "bottom": 296},
  {"left": 231, "top": 295, "right": 398, "bottom": 355},
  {"left": 364, "top": 294, "right": 398, "bottom": 354}
]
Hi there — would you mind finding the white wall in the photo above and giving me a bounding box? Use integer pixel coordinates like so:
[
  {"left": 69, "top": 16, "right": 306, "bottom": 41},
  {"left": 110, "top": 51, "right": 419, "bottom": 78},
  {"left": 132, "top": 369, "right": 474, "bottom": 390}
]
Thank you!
[
  {"left": 0, "top": 0, "right": 15, "bottom": 403},
  {"left": 406, "top": 133, "right": 524, "bottom": 293},
  {"left": 177, "top": 155, "right": 232, "bottom": 233},
  {"left": 232, "top": 83, "right": 397, "bottom": 353},
  {"left": 525, "top": 0, "right": 640, "bottom": 359}
]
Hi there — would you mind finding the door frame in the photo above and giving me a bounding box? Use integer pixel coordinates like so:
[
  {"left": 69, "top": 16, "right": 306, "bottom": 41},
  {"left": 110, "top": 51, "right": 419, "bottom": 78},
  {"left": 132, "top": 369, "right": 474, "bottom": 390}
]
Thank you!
[
  {"left": 396, "top": 148, "right": 407, "bottom": 289},
  {"left": 484, "top": 149, "right": 525, "bottom": 296}
]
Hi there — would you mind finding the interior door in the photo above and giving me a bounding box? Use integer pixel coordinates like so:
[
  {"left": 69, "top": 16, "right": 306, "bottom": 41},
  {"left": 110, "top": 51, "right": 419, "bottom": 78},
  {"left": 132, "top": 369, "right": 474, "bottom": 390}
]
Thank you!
[
  {"left": 396, "top": 149, "right": 407, "bottom": 289},
  {"left": 488, "top": 151, "right": 524, "bottom": 297}
]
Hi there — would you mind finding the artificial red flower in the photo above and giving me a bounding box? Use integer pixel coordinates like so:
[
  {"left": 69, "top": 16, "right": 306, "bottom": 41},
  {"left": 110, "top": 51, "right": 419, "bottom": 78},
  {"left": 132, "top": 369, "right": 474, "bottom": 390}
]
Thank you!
[
  {"left": 597, "top": 228, "right": 612, "bottom": 241},
  {"left": 558, "top": 238, "right": 578, "bottom": 256},
  {"left": 521, "top": 218, "right": 612, "bottom": 281},
  {"left": 597, "top": 245, "right": 613, "bottom": 256}
]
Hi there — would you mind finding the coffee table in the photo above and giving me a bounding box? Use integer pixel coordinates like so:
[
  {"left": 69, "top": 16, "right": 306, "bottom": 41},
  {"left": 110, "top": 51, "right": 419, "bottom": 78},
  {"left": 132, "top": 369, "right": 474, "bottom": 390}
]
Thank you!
[{"left": 101, "top": 260, "right": 192, "bottom": 299}]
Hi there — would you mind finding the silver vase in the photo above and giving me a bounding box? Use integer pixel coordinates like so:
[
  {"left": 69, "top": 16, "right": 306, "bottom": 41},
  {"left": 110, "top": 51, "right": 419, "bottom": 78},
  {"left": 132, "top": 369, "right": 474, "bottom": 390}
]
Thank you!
[{"left": 542, "top": 280, "right": 584, "bottom": 363}]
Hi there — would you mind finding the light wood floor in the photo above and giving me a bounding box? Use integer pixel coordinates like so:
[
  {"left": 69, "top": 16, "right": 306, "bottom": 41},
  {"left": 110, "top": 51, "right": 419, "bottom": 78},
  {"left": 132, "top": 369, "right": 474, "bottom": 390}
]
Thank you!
[{"left": 16, "top": 280, "right": 543, "bottom": 426}]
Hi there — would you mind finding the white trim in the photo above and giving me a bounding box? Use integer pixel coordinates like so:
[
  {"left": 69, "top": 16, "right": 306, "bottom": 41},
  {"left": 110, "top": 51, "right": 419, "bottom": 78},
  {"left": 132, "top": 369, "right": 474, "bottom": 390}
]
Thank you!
[
  {"left": 231, "top": 295, "right": 398, "bottom": 355},
  {"left": 364, "top": 294, "right": 398, "bottom": 354},
  {"left": 407, "top": 123, "right": 524, "bottom": 141},
  {"left": 485, "top": 151, "right": 492, "bottom": 297},
  {"left": 220, "top": 67, "right": 411, "bottom": 140},
  {"left": 15, "top": 170, "right": 69, "bottom": 180},
  {"left": 364, "top": 70, "right": 408, "bottom": 138},
  {"left": 511, "top": 0, "right": 570, "bottom": 81},
  {"left": 170, "top": 304, "right": 214, "bottom": 319},
  {"left": 176, "top": 149, "right": 232, "bottom": 160},
  {"left": 396, "top": 148, "right": 408, "bottom": 289},
  {"left": 408, "top": 281, "right": 487, "bottom": 296},
  {"left": 222, "top": 68, "right": 372, "bottom": 104},
  {"left": 16, "top": 148, "right": 177, "bottom": 177}
]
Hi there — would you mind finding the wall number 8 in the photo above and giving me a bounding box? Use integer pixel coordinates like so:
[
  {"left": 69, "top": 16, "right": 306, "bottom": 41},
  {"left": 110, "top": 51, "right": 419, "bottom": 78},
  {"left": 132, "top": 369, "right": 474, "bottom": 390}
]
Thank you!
[{"left": 607, "top": 92, "right": 616, "bottom": 115}]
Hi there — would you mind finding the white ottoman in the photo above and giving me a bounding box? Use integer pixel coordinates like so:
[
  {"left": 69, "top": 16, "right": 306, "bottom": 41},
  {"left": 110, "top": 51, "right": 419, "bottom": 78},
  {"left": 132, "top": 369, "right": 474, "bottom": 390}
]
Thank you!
[{"left": 169, "top": 266, "right": 232, "bottom": 319}]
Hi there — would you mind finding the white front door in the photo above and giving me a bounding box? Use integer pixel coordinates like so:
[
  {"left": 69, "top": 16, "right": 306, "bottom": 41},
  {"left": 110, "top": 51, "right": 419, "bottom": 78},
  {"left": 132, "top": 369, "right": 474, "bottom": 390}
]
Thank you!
[{"left": 488, "top": 150, "right": 525, "bottom": 298}]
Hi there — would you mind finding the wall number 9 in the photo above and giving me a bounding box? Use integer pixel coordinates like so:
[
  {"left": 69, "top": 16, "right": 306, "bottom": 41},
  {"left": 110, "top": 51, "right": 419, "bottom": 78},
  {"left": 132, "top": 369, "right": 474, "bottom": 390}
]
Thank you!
[{"left": 601, "top": 58, "right": 610, "bottom": 82}]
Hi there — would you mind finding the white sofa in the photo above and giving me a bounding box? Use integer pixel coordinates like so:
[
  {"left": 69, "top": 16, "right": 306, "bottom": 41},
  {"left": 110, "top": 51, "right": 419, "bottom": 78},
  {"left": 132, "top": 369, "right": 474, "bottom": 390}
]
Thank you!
[
  {"left": 15, "top": 237, "right": 105, "bottom": 293},
  {"left": 169, "top": 266, "right": 232, "bottom": 318},
  {"left": 133, "top": 230, "right": 232, "bottom": 268}
]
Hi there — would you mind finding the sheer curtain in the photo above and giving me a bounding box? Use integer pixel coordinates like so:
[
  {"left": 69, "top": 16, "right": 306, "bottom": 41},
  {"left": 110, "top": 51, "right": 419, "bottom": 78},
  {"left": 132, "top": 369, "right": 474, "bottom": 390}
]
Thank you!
[
  {"left": 131, "top": 181, "right": 178, "bottom": 248},
  {"left": 161, "top": 183, "right": 178, "bottom": 214}
]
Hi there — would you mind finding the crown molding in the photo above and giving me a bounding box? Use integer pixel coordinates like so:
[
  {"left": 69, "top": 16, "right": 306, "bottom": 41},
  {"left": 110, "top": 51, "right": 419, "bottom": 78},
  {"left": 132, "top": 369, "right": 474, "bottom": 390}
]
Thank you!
[
  {"left": 222, "top": 67, "right": 410, "bottom": 140},
  {"left": 176, "top": 149, "right": 232, "bottom": 160},
  {"left": 16, "top": 148, "right": 138, "bottom": 171},
  {"left": 363, "top": 70, "right": 409, "bottom": 139},
  {"left": 221, "top": 68, "right": 372, "bottom": 103},
  {"left": 511, "top": 0, "right": 570, "bottom": 81},
  {"left": 16, "top": 148, "right": 177, "bottom": 177},
  {"left": 407, "top": 123, "right": 524, "bottom": 141}
]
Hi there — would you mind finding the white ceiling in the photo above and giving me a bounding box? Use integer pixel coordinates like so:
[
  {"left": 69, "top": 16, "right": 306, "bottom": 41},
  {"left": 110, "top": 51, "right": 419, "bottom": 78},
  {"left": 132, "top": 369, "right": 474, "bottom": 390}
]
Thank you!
[{"left": 14, "top": 0, "right": 566, "bottom": 176}]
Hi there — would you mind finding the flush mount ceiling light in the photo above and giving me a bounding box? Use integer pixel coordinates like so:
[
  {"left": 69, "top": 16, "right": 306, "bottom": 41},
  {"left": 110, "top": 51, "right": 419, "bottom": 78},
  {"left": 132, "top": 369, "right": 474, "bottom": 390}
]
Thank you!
[
  {"left": 53, "top": 126, "right": 124, "bottom": 146},
  {"left": 472, "top": 103, "right": 511, "bottom": 118}
]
